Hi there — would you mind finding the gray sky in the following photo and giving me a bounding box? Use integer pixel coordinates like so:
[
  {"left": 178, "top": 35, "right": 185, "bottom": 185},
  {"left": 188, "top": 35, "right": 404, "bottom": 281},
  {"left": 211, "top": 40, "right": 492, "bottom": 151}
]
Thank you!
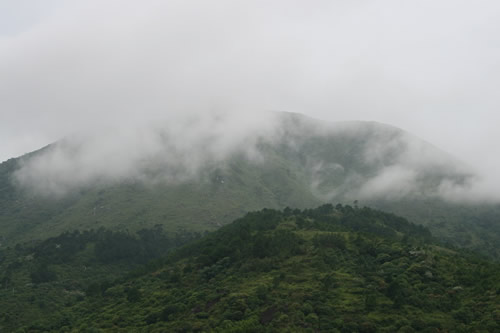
[{"left": 1, "top": 0, "right": 499, "bottom": 183}]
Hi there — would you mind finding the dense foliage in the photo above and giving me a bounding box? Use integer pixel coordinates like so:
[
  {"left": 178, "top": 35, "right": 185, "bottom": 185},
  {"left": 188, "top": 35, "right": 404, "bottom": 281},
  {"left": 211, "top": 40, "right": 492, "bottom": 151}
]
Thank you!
[
  {"left": 3, "top": 205, "right": 497, "bottom": 332},
  {"left": 0, "top": 227, "right": 200, "bottom": 330}
]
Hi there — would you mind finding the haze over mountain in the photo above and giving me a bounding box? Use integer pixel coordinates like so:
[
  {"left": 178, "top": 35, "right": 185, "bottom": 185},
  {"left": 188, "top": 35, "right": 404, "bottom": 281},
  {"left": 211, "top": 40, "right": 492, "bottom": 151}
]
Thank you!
[
  {"left": 2, "top": 1, "right": 500, "bottom": 198},
  {"left": 2, "top": 2, "right": 500, "bottom": 332},
  {"left": 2, "top": 2, "right": 499, "bottom": 243},
  {"left": 7, "top": 112, "right": 479, "bottom": 201},
  {"left": 2, "top": 112, "right": 499, "bottom": 258}
]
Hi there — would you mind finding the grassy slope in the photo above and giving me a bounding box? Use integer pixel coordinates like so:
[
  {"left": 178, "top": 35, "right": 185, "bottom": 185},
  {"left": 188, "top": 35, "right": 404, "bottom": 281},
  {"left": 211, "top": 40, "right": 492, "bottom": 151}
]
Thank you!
[{"left": 0, "top": 151, "right": 320, "bottom": 245}]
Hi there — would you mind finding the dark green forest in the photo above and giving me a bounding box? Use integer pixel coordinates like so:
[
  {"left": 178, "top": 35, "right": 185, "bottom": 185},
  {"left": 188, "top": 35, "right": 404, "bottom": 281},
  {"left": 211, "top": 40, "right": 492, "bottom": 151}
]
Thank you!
[
  {"left": 2, "top": 205, "right": 498, "bottom": 332},
  {"left": 0, "top": 226, "right": 201, "bottom": 331}
]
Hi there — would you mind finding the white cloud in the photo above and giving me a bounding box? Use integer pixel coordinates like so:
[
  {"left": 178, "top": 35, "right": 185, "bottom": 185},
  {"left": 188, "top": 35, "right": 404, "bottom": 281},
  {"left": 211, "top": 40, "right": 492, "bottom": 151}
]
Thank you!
[
  {"left": 1, "top": 0, "right": 500, "bottom": 200},
  {"left": 13, "top": 110, "right": 279, "bottom": 196}
]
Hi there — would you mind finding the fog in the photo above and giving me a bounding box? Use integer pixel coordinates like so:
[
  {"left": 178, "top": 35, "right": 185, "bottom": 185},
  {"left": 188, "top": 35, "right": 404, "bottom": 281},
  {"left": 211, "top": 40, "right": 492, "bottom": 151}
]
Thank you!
[
  {"left": 13, "top": 110, "right": 281, "bottom": 196},
  {"left": 1, "top": 1, "right": 500, "bottom": 201}
]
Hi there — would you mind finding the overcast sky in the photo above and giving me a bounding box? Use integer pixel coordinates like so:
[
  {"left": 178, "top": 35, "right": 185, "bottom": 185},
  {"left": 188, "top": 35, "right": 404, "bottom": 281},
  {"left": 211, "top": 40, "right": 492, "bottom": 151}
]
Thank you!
[{"left": 1, "top": 0, "right": 499, "bottom": 181}]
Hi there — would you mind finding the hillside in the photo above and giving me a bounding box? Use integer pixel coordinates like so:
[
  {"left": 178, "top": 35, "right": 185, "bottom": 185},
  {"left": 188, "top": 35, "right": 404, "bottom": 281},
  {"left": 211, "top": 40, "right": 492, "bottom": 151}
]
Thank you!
[
  {"left": 3, "top": 205, "right": 498, "bottom": 332},
  {"left": 0, "top": 225, "right": 201, "bottom": 331},
  {"left": 0, "top": 112, "right": 499, "bottom": 258}
]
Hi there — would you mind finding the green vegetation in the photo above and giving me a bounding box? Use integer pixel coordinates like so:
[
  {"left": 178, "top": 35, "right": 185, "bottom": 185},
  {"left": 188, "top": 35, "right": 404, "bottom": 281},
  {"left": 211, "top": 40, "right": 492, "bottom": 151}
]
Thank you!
[
  {"left": 370, "top": 198, "right": 500, "bottom": 259},
  {"left": 3, "top": 205, "right": 498, "bottom": 332},
  {"left": 0, "top": 226, "right": 200, "bottom": 330},
  {"left": 0, "top": 149, "right": 320, "bottom": 247}
]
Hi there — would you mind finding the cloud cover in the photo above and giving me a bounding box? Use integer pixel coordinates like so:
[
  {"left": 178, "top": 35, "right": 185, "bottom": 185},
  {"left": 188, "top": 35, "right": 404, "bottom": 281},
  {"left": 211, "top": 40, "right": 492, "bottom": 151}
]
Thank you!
[
  {"left": 1, "top": 0, "right": 500, "bottom": 200},
  {"left": 13, "top": 110, "right": 281, "bottom": 196}
]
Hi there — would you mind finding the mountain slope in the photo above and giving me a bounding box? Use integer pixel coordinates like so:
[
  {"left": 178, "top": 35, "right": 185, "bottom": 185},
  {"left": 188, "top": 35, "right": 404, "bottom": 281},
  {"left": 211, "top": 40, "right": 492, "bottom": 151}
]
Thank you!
[
  {"left": 0, "top": 147, "right": 321, "bottom": 245},
  {"left": 0, "top": 112, "right": 499, "bottom": 258}
]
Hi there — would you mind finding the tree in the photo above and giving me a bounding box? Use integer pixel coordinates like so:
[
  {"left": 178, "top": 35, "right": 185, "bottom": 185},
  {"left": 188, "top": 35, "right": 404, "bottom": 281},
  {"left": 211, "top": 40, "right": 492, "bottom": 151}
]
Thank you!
[{"left": 30, "top": 264, "right": 57, "bottom": 284}]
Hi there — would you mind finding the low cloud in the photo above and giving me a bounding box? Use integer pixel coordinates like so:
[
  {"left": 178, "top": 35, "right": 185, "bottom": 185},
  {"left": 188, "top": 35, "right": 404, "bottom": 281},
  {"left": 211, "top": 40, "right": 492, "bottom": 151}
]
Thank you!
[
  {"left": 11, "top": 112, "right": 500, "bottom": 204},
  {"left": 356, "top": 166, "right": 419, "bottom": 200},
  {"left": 13, "top": 111, "right": 280, "bottom": 196},
  {"left": 282, "top": 118, "right": 484, "bottom": 203},
  {"left": 2, "top": 1, "right": 500, "bottom": 203}
]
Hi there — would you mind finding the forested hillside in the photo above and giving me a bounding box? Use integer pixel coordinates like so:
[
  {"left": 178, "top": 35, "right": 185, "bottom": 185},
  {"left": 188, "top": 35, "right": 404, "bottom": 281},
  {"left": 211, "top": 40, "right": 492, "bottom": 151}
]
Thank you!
[
  {"left": 0, "top": 226, "right": 201, "bottom": 331},
  {"left": 3, "top": 205, "right": 498, "bottom": 332}
]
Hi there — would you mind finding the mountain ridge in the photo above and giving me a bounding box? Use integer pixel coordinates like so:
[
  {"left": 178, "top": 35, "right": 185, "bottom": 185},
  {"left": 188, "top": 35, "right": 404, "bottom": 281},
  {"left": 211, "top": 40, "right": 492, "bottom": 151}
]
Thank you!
[{"left": 0, "top": 112, "right": 498, "bottom": 258}]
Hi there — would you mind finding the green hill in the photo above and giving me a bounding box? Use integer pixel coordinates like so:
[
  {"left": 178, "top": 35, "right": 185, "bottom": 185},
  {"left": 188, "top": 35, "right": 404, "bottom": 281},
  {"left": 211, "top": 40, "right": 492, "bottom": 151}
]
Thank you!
[
  {"left": 0, "top": 112, "right": 499, "bottom": 259},
  {"left": 3, "top": 205, "right": 498, "bottom": 332}
]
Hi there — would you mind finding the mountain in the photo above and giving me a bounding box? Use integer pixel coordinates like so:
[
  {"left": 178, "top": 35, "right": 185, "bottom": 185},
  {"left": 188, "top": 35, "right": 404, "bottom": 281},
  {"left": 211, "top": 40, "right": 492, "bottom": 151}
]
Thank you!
[
  {"left": 2, "top": 205, "right": 498, "bottom": 332},
  {"left": 0, "top": 112, "right": 499, "bottom": 258}
]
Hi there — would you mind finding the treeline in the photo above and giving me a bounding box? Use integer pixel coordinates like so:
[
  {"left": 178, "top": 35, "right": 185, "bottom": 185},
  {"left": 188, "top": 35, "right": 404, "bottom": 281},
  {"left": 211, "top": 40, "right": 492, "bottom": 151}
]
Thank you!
[
  {"left": 25, "top": 226, "right": 201, "bottom": 266},
  {"left": 1, "top": 226, "right": 201, "bottom": 291},
  {"left": 176, "top": 204, "right": 432, "bottom": 267}
]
